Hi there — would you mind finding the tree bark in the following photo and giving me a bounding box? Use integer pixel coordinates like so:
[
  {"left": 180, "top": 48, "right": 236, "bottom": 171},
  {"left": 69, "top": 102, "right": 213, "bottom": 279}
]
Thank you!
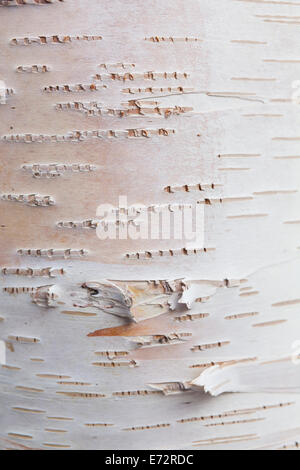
[{"left": 0, "top": 0, "right": 300, "bottom": 450}]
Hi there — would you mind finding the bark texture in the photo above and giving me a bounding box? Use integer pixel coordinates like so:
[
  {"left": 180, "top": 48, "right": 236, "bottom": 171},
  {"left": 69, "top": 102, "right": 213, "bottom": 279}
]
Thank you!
[{"left": 0, "top": 0, "right": 300, "bottom": 450}]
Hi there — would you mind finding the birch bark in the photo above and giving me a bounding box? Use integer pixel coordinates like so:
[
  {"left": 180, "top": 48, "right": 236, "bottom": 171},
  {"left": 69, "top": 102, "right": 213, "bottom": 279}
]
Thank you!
[{"left": 0, "top": 0, "right": 300, "bottom": 450}]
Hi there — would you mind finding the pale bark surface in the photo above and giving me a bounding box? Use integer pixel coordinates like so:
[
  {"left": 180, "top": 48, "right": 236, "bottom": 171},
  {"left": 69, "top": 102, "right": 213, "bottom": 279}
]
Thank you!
[{"left": 0, "top": 0, "right": 300, "bottom": 450}]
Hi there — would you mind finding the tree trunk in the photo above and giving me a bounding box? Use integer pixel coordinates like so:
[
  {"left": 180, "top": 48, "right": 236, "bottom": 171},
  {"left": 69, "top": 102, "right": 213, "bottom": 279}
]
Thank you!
[{"left": 0, "top": 0, "right": 300, "bottom": 450}]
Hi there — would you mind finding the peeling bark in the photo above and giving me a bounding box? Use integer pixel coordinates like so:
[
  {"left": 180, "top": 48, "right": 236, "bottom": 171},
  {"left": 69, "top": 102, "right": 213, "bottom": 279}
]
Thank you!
[{"left": 1, "top": 0, "right": 300, "bottom": 451}]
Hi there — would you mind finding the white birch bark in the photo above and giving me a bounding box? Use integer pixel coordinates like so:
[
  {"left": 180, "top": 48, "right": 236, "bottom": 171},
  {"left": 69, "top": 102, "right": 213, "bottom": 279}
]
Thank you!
[{"left": 0, "top": 0, "right": 300, "bottom": 450}]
